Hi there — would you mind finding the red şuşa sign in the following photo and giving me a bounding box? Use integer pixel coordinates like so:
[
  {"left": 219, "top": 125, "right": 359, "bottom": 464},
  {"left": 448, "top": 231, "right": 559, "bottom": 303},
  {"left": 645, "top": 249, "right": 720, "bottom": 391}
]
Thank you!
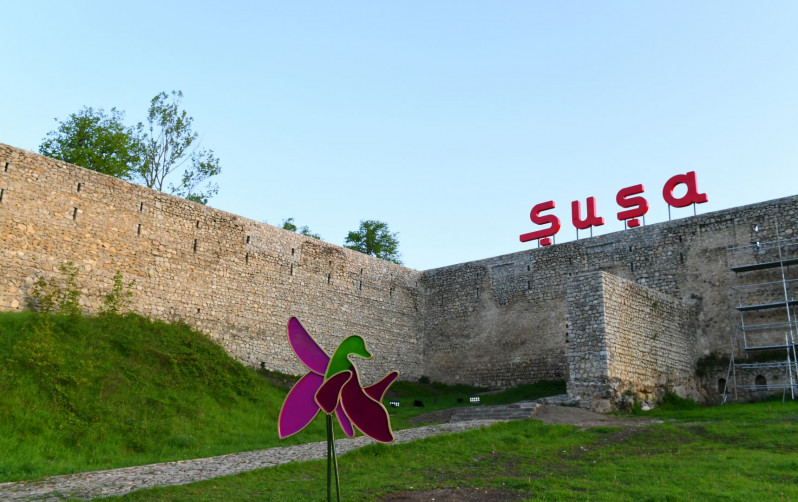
[{"left": 520, "top": 171, "right": 708, "bottom": 246}]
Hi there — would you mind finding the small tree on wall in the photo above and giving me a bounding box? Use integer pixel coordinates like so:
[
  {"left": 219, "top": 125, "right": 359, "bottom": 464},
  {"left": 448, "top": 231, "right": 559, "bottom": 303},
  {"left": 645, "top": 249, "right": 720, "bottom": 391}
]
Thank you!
[
  {"left": 40, "top": 91, "right": 222, "bottom": 205},
  {"left": 282, "top": 217, "right": 322, "bottom": 240},
  {"left": 39, "top": 107, "right": 141, "bottom": 180},
  {"left": 99, "top": 271, "right": 136, "bottom": 316},
  {"left": 344, "top": 220, "right": 402, "bottom": 265},
  {"left": 135, "top": 91, "right": 221, "bottom": 205}
]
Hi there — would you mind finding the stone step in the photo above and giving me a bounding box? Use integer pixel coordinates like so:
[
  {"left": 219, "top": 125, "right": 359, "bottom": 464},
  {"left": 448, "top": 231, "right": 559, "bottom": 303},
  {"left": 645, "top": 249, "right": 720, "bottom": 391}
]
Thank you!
[
  {"left": 448, "top": 395, "right": 577, "bottom": 423},
  {"left": 450, "top": 403, "right": 540, "bottom": 422},
  {"left": 536, "top": 394, "right": 576, "bottom": 406}
]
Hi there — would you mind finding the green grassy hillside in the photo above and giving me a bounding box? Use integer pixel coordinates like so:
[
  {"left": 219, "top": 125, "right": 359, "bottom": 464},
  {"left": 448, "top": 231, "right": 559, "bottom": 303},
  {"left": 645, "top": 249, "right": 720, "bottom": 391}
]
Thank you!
[
  {"left": 0, "top": 311, "right": 566, "bottom": 484},
  {"left": 0, "top": 312, "right": 328, "bottom": 482}
]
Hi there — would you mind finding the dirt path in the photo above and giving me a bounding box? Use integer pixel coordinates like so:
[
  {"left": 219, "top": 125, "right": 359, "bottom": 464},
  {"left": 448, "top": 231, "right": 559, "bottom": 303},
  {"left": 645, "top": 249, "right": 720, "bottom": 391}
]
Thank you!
[{"left": 529, "top": 404, "right": 662, "bottom": 428}]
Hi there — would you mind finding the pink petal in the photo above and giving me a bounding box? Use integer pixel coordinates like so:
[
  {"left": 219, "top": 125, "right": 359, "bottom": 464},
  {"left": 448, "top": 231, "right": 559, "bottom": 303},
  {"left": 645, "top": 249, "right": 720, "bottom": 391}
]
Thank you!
[
  {"left": 364, "top": 371, "right": 399, "bottom": 402},
  {"left": 278, "top": 372, "right": 323, "bottom": 439},
  {"left": 314, "top": 370, "right": 352, "bottom": 414},
  {"left": 335, "top": 405, "right": 355, "bottom": 437},
  {"left": 287, "top": 317, "right": 329, "bottom": 375},
  {"left": 340, "top": 368, "right": 395, "bottom": 443}
]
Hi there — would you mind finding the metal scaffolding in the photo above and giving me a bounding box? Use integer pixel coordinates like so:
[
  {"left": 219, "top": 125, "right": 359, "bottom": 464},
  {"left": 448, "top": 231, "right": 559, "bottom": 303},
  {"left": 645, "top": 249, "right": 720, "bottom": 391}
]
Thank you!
[{"left": 723, "top": 225, "right": 798, "bottom": 403}]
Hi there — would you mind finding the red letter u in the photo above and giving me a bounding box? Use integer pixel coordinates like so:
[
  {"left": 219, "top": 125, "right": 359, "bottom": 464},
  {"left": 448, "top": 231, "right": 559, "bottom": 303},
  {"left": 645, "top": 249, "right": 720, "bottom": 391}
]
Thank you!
[{"left": 571, "top": 197, "right": 605, "bottom": 230}]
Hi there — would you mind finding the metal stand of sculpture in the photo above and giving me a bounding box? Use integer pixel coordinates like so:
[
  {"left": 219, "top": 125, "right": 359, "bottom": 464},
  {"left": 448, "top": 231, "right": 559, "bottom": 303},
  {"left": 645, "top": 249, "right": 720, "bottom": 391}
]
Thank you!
[{"left": 278, "top": 317, "right": 399, "bottom": 501}]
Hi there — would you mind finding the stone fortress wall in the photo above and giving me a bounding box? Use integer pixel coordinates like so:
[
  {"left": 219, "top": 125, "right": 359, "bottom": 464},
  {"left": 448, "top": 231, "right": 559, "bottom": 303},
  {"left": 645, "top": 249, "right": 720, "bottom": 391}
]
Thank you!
[
  {"left": 2, "top": 143, "right": 797, "bottom": 405},
  {"left": 421, "top": 192, "right": 797, "bottom": 403},
  {"left": 0, "top": 144, "right": 424, "bottom": 383},
  {"left": 566, "top": 272, "right": 698, "bottom": 411}
]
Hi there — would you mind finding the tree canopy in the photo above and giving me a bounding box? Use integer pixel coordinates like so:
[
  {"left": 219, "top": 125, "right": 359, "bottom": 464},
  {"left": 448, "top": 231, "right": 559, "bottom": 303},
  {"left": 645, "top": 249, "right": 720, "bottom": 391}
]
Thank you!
[
  {"left": 39, "top": 107, "right": 141, "bottom": 179},
  {"left": 136, "top": 91, "right": 220, "bottom": 205},
  {"left": 344, "top": 220, "right": 402, "bottom": 264},
  {"left": 281, "top": 217, "right": 322, "bottom": 240},
  {"left": 39, "top": 91, "right": 221, "bottom": 205}
]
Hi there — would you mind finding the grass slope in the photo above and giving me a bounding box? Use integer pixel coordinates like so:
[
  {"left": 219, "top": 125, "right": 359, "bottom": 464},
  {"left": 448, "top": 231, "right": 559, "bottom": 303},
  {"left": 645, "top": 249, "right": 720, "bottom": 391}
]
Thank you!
[
  {"left": 0, "top": 312, "right": 328, "bottom": 482},
  {"left": 0, "top": 312, "right": 564, "bottom": 483}
]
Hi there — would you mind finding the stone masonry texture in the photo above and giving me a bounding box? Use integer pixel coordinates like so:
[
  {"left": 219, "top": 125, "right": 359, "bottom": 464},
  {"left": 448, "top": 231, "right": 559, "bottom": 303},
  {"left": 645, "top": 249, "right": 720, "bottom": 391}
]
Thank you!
[
  {"left": 566, "top": 271, "right": 698, "bottom": 411},
  {"left": 2, "top": 143, "right": 797, "bottom": 403},
  {"left": 0, "top": 144, "right": 423, "bottom": 383}
]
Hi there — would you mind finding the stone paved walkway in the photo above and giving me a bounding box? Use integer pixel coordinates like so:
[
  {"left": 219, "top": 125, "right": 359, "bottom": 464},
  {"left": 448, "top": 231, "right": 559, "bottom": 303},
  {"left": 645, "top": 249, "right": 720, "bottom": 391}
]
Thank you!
[{"left": 0, "top": 420, "right": 500, "bottom": 501}]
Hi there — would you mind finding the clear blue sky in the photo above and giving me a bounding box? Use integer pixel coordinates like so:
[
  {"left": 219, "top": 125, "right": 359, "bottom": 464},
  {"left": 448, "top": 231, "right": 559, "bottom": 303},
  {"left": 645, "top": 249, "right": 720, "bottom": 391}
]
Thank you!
[{"left": 2, "top": 1, "right": 797, "bottom": 270}]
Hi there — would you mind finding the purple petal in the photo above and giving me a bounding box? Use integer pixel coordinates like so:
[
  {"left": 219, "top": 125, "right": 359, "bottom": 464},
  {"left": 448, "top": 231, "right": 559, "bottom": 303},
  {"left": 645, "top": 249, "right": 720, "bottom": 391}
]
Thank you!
[
  {"left": 335, "top": 404, "right": 355, "bottom": 437},
  {"left": 287, "top": 317, "right": 329, "bottom": 375},
  {"left": 364, "top": 371, "right": 399, "bottom": 402},
  {"left": 314, "top": 370, "right": 352, "bottom": 414},
  {"left": 278, "top": 372, "right": 323, "bottom": 439},
  {"left": 340, "top": 368, "right": 395, "bottom": 443}
]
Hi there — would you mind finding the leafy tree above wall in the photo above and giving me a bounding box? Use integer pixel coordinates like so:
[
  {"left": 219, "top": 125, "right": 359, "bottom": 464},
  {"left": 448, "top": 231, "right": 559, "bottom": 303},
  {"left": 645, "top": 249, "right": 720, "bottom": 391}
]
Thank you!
[
  {"left": 344, "top": 220, "right": 402, "bottom": 264},
  {"left": 281, "top": 217, "right": 322, "bottom": 240},
  {"left": 39, "top": 91, "right": 221, "bottom": 205},
  {"left": 39, "top": 107, "right": 140, "bottom": 180}
]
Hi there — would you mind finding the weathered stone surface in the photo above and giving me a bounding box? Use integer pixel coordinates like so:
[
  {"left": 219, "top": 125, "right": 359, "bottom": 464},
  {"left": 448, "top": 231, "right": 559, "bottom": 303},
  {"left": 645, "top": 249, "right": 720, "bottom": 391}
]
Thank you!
[
  {"left": 566, "top": 271, "right": 699, "bottom": 410},
  {"left": 2, "top": 142, "right": 797, "bottom": 403},
  {"left": 420, "top": 187, "right": 797, "bottom": 399},
  {"left": 0, "top": 144, "right": 423, "bottom": 383}
]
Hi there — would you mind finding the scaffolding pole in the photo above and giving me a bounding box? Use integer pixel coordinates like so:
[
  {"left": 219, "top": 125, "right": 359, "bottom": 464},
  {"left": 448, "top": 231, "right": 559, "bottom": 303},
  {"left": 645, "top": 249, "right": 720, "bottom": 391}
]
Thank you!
[{"left": 723, "top": 219, "right": 798, "bottom": 403}]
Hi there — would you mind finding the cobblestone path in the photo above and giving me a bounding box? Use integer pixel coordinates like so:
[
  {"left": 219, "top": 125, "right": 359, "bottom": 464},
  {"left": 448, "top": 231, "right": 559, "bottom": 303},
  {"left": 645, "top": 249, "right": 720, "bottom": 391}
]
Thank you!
[{"left": 0, "top": 420, "right": 500, "bottom": 501}]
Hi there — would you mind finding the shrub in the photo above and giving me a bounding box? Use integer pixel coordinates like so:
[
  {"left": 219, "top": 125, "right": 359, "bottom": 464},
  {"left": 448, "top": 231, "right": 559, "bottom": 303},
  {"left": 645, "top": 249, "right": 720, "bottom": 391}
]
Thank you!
[
  {"left": 29, "top": 261, "right": 82, "bottom": 316},
  {"left": 99, "top": 271, "right": 135, "bottom": 315},
  {"left": 695, "top": 351, "right": 729, "bottom": 378},
  {"left": 658, "top": 391, "right": 700, "bottom": 410}
]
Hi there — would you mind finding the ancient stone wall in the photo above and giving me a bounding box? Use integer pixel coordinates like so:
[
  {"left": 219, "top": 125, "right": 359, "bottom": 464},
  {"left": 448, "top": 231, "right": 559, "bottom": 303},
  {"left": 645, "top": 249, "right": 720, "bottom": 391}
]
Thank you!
[
  {"left": 566, "top": 272, "right": 698, "bottom": 411},
  {"left": 421, "top": 259, "right": 567, "bottom": 388},
  {"left": 0, "top": 144, "right": 424, "bottom": 382},
  {"left": 421, "top": 193, "right": 798, "bottom": 389},
  {"left": 3, "top": 142, "right": 798, "bottom": 397}
]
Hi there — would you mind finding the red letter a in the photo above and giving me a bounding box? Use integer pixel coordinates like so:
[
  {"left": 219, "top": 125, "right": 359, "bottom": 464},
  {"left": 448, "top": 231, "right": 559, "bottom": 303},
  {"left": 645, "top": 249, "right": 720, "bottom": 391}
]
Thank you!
[{"left": 662, "top": 171, "right": 708, "bottom": 208}]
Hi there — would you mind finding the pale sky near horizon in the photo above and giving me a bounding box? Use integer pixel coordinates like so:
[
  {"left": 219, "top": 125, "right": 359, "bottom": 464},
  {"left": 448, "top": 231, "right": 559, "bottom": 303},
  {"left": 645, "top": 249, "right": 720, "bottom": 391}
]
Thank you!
[{"left": 2, "top": 1, "right": 797, "bottom": 270}]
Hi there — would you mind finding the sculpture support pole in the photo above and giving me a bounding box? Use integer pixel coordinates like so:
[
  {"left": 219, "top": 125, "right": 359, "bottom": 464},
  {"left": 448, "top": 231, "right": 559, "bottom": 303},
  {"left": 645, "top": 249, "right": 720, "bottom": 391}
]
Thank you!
[
  {"left": 326, "top": 415, "right": 332, "bottom": 502},
  {"left": 326, "top": 414, "right": 341, "bottom": 502}
]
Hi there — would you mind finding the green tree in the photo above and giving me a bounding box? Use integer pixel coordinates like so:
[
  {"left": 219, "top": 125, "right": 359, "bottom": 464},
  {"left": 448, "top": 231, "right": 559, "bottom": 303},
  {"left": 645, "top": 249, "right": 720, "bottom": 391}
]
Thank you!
[
  {"left": 39, "top": 91, "right": 222, "bottom": 205},
  {"left": 136, "top": 90, "right": 221, "bottom": 205},
  {"left": 39, "top": 107, "right": 141, "bottom": 179},
  {"left": 281, "top": 217, "right": 322, "bottom": 240},
  {"left": 344, "top": 220, "right": 402, "bottom": 264}
]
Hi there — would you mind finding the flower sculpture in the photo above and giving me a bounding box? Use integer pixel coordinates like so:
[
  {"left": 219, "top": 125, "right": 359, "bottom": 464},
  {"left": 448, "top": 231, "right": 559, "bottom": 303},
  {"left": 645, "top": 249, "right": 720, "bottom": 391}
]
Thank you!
[{"left": 278, "top": 317, "right": 399, "bottom": 500}]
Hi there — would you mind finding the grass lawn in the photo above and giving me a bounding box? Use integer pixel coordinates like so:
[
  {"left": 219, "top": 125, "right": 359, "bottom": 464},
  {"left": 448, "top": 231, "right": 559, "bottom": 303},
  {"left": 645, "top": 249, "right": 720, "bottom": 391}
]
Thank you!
[
  {"left": 108, "top": 399, "right": 798, "bottom": 501},
  {"left": 385, "top": 379, "right": 566, "bottom": 429},
  {"left": 4, "top": 311, "right": 796, "bottom": 501}
]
